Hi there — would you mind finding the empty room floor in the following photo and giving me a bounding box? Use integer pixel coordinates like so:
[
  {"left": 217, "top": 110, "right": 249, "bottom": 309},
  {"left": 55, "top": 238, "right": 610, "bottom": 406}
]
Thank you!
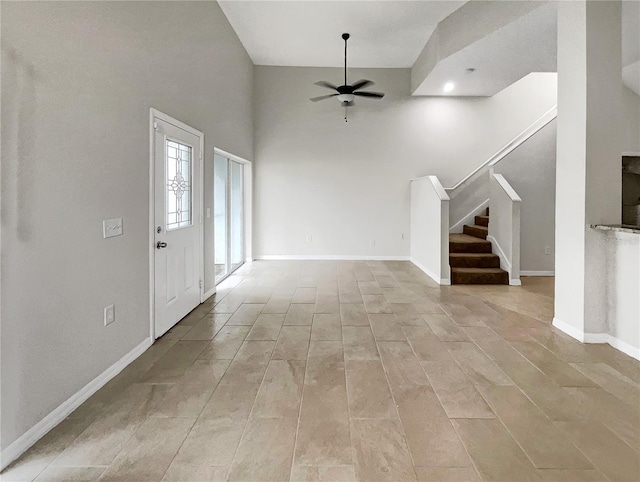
[{"left": 3, "top": 261, "right": 639, "bottom": 482}]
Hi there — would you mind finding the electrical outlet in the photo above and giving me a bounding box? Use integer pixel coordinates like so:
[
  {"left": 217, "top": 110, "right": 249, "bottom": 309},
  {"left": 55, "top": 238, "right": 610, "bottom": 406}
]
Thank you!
[
  {"left": 401, "top": 233, "right": 404, "bottom": 240},
  {"left": 306, "top": 234, "right": 312, "bottom": 243},
  {"left": 545, "top": 245, "right": 552, "bottom": 255},
  {"left": 104, "top": 304, "right": 115, "bottom": 326},
  {"left": 370, "top": 240, "right": 376, "bottom": 247},
  {"left": 103, "top": 218, "right": 123, "bottom": 238}
]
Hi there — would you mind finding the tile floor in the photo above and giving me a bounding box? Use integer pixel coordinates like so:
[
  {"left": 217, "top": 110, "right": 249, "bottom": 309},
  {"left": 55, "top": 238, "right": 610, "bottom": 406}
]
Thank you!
[{"left": 3, "top": 261, "right": 639, "bottom": 482}]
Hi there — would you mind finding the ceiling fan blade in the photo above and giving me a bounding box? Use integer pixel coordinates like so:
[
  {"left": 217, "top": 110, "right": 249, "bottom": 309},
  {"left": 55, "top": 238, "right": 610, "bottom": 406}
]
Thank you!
[
  {"left": 351, "top": 79, "right": 374, "bottom": 91},
  {"left": 310, "top": 93, "right": 339, "bottom": 102},
  {"left": 314, "top": 81, "right": 339, "bottom": 91},
  {"left": 353, "top": 91, "right": 385, "bottom": 99}
]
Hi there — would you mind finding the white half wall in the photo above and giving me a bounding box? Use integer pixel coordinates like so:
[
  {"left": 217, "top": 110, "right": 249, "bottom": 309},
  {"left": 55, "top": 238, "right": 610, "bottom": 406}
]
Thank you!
[
  {"left": 1, "top": 1, "right": 253, "bottom": 455},
  {"left": 253, "top": 68, "right": 557, "bottom": 258}
]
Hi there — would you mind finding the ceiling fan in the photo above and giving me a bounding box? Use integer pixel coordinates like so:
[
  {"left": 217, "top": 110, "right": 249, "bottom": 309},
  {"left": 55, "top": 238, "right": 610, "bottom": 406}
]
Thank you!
[{"left": 310, "top": 33, "right": 385, "bottom": 115}]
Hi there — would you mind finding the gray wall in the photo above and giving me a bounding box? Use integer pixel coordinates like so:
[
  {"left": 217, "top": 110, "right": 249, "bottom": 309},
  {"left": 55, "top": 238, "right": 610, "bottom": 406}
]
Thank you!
[
  {"left": 1, "top": 1, "right": 253, "bottom": 450},
  {"left": 494, "top": 120, "right": 557, "bottom": 273},
  {"left": 253, "top": 67, "right": 558, "bottom": 258}
]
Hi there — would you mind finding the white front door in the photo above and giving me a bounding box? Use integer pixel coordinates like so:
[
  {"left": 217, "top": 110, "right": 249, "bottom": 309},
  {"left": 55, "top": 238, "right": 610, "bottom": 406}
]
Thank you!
[{"left": 153, "top": 113, "right": 203, "bottom": 338}]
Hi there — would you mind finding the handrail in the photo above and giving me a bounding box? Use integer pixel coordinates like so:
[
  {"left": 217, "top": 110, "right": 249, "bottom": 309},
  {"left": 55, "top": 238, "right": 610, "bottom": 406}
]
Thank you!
[
  {"left": 410, "top": 175, "right": 450, "bottom": 201},
  {"left": 445, "top": 105, "right": 557, "bottom": 194},
  {"left": 492, "top": 173, "right": 521, "bottom": 202}
]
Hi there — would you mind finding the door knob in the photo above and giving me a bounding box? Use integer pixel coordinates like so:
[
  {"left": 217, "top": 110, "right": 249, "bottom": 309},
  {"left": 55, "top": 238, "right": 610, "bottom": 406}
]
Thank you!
[{"left": 156, "top": 241, "right": 167, "bottom": 249}]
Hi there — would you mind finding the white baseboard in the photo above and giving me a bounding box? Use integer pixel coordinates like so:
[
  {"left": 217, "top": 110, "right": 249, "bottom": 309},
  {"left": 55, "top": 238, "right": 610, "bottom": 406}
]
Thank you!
[
  {"left": 552, "top": 318, "right": 640, "bottom": 361},
  {"left": 255, "top": 255, "right": 410, "bottom": 261},
  {"left": 410, "top": 257, "right": 451, "bottom": 286},
  {"left": 202, "top": 286, "right": 216, "bottom": 301},
  {"left": 0, "top": 337, "right": 152, "bottom": 471},
  {"left": 509, "top": 279, "right": 522, "bottom": 286},
  {"left": 521, "top": 271, "right": 555, "bottom": 276}
]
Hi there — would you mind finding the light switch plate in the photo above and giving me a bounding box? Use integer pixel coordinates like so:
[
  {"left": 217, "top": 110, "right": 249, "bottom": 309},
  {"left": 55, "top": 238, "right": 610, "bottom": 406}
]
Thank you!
[{"left": 103, "top": 218, "right": 123, "bottom": 238}]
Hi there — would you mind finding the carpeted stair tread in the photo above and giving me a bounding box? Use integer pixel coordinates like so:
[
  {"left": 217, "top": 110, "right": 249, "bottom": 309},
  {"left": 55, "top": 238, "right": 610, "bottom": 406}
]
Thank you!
[
  {"left": 451, "top": 267, "right": 509, "bottom": 284},
  {"left": 449, "top": 233, "right": 492, "bottom": 253},
  {"left": 449, "top": 253, "right": 501, "bottom": 268},
  {"left": 475, "top": 215, "right": 489, "bottom": 227},
  {"left": 463, "top": 225, "right": 489, "bottom": 239}
]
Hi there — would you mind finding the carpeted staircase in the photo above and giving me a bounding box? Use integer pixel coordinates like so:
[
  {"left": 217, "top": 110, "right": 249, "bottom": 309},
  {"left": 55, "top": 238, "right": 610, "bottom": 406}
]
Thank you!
[{"left": 449, "top": 209, "right": 509, "bottom": 284}]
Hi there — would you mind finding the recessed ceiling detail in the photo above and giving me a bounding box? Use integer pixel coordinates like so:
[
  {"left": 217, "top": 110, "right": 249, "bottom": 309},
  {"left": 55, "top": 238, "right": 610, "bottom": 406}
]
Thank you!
[{"left": 218, "top": 1, "right": 465, "bottom": 68}]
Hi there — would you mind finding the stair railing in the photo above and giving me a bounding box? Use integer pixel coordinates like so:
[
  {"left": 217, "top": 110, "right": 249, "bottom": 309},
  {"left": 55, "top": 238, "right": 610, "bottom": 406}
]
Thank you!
[
  {"left": 409, "top": 176, "right": 451, "bottom": 285},
  {"left": 445, "top": 105, "right": 557, "bottom": 198},
  {"left": 488, "top": 174, "right": 521, "bottom": 285}
]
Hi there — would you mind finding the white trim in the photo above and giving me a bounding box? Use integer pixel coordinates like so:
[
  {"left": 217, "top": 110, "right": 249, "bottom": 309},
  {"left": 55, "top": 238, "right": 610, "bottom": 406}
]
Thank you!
[
  {"left": 492, "top": 173, "right": 522, "bottom": 202},
  {"left": 410, "top": 257, "right": 451, "bottom": 285},
  {"left": 486, "top": 235, "right": 520, "bottom": 286},
  {"left": 450, "top": 198, "right": 490, "bottom": 233},
  {"left": 521, "top": 271, "right": 555, "bottom": 276},
  {"left": 552, "top": 318, "right": 640, "bottom": 360},
  {"left": 0, "top": 338, "right": 152, "bottom": 471},
  {"left": 254, "top": 255, "right": 410, "bottom": 261},
  {"left": 214, "top": 147, "right": 251, "bottom": 166},
  {"left": 149, "top": 109, "right": 205, "bottom": 339},
  {"left": 202, "top": 286, "right": 217, "bottom": 301},
  {"left": 552, "top": 317, "right": 586, "bottom": 342}
]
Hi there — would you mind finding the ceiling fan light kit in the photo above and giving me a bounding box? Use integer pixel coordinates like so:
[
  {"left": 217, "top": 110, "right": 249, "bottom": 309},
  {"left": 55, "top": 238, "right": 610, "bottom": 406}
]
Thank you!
[{"left": 310, "top": 32, "right": 385, "bottom": 122}]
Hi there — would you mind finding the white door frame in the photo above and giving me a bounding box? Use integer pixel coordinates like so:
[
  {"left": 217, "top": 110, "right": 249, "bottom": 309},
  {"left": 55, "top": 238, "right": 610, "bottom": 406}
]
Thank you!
[{"left": 149, "top": 108, "right": 205, "bottom": 340}]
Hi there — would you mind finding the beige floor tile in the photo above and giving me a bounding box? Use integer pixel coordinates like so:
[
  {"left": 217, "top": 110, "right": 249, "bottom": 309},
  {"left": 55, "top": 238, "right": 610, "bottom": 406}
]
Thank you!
[
  {"left": 421, "top": 361, "right": 495, "bottom": 419},
  {"left": 535, "top": 469, "right": 607, "bottom": 481},
  {"left": 562, "top": 387, "right": 640, "bottom": 451},
  {"left": 351, "top": 419, "right": 416, "bottom": 482},
  {"left": 369, "top": 313, "right": 407, "bottom": 341},
  {"left": 452, "top": 418, "right": 541, "bottom": 481},
  {"left": 33, "top": 466, "right": 105, "bottom": 482},
  {"left": 273, "top": 325, "right": 311, "bottom": 360},
  {"left": 390, "top": 303, "right": 427, "bottom": 326},
  {"left": 378, "top": 342, "right": 430, "bottom": 388},
  {"left": 181, "top": 313, "right": 230, "bottom": 341},
  {"left": 413, "top": 467, "right": 480, "bottom": 482},
  {"left": 393, "top": 385, "right": 471, "bottom": 468},
  {"left": 244, "top": 288, "right": 273, "bottom": 304},
  {"left": 285, "top": 304, "right": 315, "bottom": 325},
  {"left": 305, "top": 340, "right": 345, "bottom": 387},
  {"left": 497, "top": 362, "right": 591, "bottom": 421},
  {"left": 246, "top": 314, "right": 284, "bottom": 341},
  {"left": 311, "top": 314, "right": 342, "bottom": 341},
  {"left": 511, "top": 342, "right": 599, "bottom": 387},
  {"left": 228, "top": 417, "right": 298, "bottom": 481},
  {"left": 262, "top": 297, "right": 292, "bottom": 314},
  {"left": 98, "top": 417, "right": 195, "bottom": 482},
  {"left": 170, "top": 418, "right": 246, "bottom": 467},
  {"left": 1, "top": 417, "right": 93, "bottom": 482},
  {"left": 555, "top": 420, "right": 640, "bottom": 481},
  {"left": 402, "top": 326, "right": 452, "bottom": 361},
  {"left": 362, "top": 294, "right": 393, "bottom": 314},
  {"left": 197, "top": 326, "right": 251, "bottom": 360},
  {"left": 213, "top": 297, "right": 244, "bottom": 314},
  {"left": 252, "top": 360, "right": 305, "bottom": 418},
  {"left": 226, "top": 303, "right": 265, "bottom": 325},
  {"left": 382, "top": 288, "right": 417, "bottom": 304},
  {"left": 340, "top": 291, "right": 363, "bottom": 305},
  {"left": 53, "top": 384, "right": 171, "bottom": 466},
  {"left": 446, "top": 342, "right": 514, "bottom": 386},
  {"left": 314, "top": 294, "right": 340, "bottom": 314},
  {"left": 153, "top": 359, "right": 230, "bottom": 418},
  {"left": 342, "top": 326, "right": 379, "bottom": 360},
  {"left": 424, "top": 314, "right": 469, "bottom": 342},
  {"left": 477, "top": 385, "right": 593, "bottom": 469},
  {"left": 340, "top": 303, "right": 369, "bottom": 326},
  {"left": 345, "top": 360, "right": 396, "bottom": 419},
  {"left": 462, "top": 326, "right": 526, "bottom": 362},
  {"left": 139, "top": 341, "right": 210, "bottom": 383},
  {"left": 161, "top": 463, "right": 228, "bottom": 481},
  {"left": 290, "top": 465, "right": 355, "bottom": 482},
  {"left": 292, "top": 287, "right": 318, "bottom": 304},
  {"left": 294, "top": 384, "right": 351, "bottom": 466},
  {"left": 358, "top": 281, "right": 383, "bottom": 295},
  {"left": 569, "top": 362, "right": 640, "bottom": 405}
]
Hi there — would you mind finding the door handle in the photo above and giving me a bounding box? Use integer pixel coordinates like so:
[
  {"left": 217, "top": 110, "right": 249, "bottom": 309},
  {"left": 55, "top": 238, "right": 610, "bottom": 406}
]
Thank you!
[{"left": 156, "top": 241, "right": 167, "bottom": 249}]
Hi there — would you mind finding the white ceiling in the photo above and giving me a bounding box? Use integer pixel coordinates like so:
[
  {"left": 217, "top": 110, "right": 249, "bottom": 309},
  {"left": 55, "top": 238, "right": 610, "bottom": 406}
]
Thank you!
[{"left": 218, "top": 1, "right": 466, "bottom": 68}]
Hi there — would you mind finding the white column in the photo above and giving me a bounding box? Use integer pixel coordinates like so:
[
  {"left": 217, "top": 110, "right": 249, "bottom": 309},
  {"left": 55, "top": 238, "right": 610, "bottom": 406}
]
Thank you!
[{"left": 553, "top": 1, "right": 622, "bottom": 340}]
